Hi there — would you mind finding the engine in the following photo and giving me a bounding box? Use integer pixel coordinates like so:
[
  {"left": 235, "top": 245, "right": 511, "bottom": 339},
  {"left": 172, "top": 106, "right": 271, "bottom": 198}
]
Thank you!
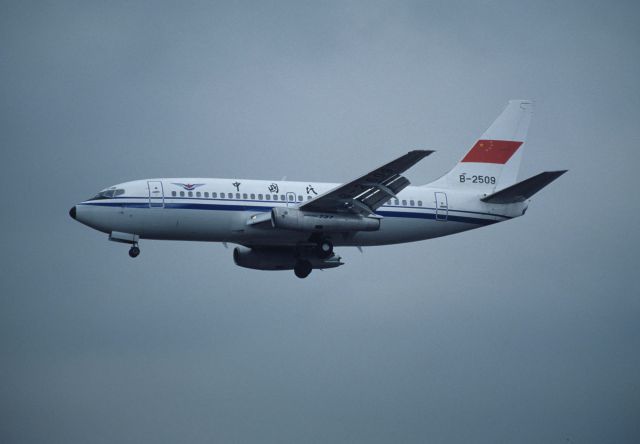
[
  {"left": 233, "top": 246, "right": 343, "bottom": 271},
  {"left": 271, "top": 207, "right": 380, "bottom": 232}
]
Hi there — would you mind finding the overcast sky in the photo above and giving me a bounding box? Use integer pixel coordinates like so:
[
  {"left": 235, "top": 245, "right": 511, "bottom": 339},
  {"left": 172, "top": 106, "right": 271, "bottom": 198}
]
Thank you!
[{"left": 1, "top": 1, "right": 639, "bottom": 442}]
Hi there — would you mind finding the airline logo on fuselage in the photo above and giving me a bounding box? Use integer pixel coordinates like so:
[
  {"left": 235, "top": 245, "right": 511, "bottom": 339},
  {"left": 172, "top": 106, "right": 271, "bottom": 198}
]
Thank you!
[{"left": 172, "top": 183, "right": 205, "bottom": 191}]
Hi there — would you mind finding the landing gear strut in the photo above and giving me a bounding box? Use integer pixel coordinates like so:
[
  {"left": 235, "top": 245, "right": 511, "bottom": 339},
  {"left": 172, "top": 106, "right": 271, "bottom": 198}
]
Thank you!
[
  {"left": 294, "top": 260, "right": 312, "bottom": 279},
  {"left": 316, "top": 237, "right": 333, "bottom": 259},
  {"left": 128, "top": 245, "right": 140, "bottom": 258}
]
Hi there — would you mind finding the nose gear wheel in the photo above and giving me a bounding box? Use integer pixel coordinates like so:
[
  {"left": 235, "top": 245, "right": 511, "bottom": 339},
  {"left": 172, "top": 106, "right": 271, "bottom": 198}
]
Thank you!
[{"left": 128, "top": 245, "right": 140, "bottom": 258}]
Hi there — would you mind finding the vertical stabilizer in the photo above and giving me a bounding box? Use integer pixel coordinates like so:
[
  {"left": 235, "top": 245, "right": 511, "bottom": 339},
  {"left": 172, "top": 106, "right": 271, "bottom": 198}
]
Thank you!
[{"left": 428, "top": 100, "right": 533, "bottom": 192}]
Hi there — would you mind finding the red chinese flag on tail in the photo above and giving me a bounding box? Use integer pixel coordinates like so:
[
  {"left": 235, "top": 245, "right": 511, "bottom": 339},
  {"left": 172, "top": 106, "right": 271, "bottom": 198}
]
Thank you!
[{"left": 461, "top": 140, "right": 522, "bottom": 164}]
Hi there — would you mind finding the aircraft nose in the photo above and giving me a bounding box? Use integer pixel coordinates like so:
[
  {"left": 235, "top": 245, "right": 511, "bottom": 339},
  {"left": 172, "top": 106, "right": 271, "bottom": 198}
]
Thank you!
[{"left": 69, "top": 206, "right": 77, "bottom": 220}]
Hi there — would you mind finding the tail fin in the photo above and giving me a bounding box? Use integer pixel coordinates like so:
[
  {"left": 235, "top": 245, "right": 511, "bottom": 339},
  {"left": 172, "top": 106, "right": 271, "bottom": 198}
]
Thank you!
[{"left": 428, "top": 100, "right": 533, "bottom": 192}]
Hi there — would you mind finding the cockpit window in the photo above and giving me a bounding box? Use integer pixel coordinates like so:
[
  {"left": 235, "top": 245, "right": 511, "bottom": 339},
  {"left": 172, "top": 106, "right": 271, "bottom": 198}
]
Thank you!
[
  {"left": 91, "top": 190, "right": 114, "bottom": 200},
  {"left": 90, "top": 188, "right": 125, "bottom": 200}
]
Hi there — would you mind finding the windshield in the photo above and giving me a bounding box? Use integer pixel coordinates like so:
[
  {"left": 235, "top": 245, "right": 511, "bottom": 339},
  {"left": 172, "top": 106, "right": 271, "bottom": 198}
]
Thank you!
[{"left": 89, "top": 188, "right": 125, "bottom": 200}]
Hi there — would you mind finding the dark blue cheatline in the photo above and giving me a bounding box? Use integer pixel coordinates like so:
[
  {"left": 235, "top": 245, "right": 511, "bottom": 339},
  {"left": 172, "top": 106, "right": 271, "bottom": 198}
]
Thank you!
[{"left": 80, "top": 200, "right": 507, "bottom": 226}]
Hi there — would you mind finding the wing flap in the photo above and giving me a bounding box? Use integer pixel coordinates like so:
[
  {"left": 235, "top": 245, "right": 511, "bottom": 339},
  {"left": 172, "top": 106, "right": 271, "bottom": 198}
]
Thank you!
[{"left": 481, "top": 170, "right": 567, "bottom": 204}]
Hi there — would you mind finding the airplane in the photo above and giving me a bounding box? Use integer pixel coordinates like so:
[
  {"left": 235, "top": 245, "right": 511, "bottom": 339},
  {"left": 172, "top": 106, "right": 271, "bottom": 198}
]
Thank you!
[{"left": 69, "top": 100, "right": 566, "bottom": 278}]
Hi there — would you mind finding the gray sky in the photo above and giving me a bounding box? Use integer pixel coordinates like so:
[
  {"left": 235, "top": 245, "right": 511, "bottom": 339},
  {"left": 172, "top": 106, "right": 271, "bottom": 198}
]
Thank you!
[{"left": 1, "top": 1, "right": 639, "bottom": 442}]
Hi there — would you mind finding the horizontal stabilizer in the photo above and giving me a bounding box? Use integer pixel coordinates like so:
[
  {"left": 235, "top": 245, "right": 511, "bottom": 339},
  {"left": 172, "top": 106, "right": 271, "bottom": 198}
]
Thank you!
[{"left": 481, "top": 170, "right": 567, "bottom": 204}]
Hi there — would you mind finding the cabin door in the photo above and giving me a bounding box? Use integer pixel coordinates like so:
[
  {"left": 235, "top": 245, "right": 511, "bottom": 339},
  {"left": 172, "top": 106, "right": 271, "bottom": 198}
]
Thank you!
[
  {"left": 148, "top": 181, "right": 165, "bottom": 208},
  {"left": 435, "top": 192, "right": 448, "bottom": 221}
]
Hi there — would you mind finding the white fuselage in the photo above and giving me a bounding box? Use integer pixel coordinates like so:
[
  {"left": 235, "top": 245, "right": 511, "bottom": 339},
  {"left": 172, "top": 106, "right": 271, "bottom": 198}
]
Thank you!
[{"left": 73, "top": 178, "right": 527, "bottom": 247}]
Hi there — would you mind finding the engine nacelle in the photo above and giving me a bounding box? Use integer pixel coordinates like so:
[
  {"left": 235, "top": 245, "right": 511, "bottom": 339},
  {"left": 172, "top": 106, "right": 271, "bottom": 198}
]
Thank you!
[
  {"left": 233, "top": 247, "right": 343, "bottom": 271},
  {"left": 271, "top": 207, "right": 380, "bottom": 232}
]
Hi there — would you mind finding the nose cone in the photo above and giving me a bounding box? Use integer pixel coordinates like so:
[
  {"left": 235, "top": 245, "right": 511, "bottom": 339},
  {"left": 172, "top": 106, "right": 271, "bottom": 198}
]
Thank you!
[{"left": 69, "top": 206, "right": 77, "bottom": 220}]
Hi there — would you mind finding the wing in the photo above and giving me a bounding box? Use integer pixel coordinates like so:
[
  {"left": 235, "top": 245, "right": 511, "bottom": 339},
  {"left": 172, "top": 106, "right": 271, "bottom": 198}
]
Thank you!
[{"left": 299, "top": 150, "right": 434, "bottom": 215}]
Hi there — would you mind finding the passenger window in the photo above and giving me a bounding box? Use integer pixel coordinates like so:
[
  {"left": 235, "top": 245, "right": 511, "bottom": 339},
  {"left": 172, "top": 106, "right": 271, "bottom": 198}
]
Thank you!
[
  {"left": 288, "top": 195, "right": 294, "bottom": 202},
  {"left": 196, "top": 191, "right": 201, "bottom": 198},
  {"left": 243, "top": 193, "right": 248, "bottom": 199},
  {"left": 410, "top": 200, "right": 415, "bottom": 206},
  {"left": 273, "top": 194, "right": 278, "bottom": 200},
  {"left": 212, "top": 192, "right": 217, "bottom": 198},
  {"left": 236, "top": 193, "right": 240, "bottom": 199},
  {"left": 180, "top": 191, "right": 185, "bottom": 197},
  {"left": 188, "top": 191, "right": 193, "bottom": 197},
  {"left": 297, "top": 195, "right": 303, "bottom": 201},
  {"left": 280, "top": 195, "right": 285, "bottom": 201},
  {"left": 220, "top": 192, "right": 225, "bottom": 198},
  {"left": 250, "top": 193, "right": 255, "bottom": 199},
  {"left": 172, "top": 191, "right": 177, "bottom": 197},
  {"left": 265, "top": 194, "right": 271, "bottom": 200},
  {"left": 204, "top": 192, "right": 209, "bottom": 198},
  {"left": 394, "top": 199, "right": 399, "bottom": 205},
  {"left": 258, "top": 194, "right": 263, "bottom": 200},
  {"left": 307, "top": 195, "right": 312, "bottom": 200},
  {"left": 418, "top": 200, "right": 422, "bottom": 206},
  {"left": 402, "top": 200, "right": 407, "bottom": 206}
]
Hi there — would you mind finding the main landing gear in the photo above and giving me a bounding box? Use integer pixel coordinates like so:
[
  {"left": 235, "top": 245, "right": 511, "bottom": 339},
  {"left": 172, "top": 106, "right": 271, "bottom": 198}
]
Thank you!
[
  {"left": 316, "top": 237, "right": 333, "bottom": 259},
  {"left": 128, "top": 244, "right": 140, "bottom": 258},
  {"left": 294, "top": 260, "right": 312, "bottom": 279},
  {"left": 293, "top": 237, "right": 334, "bottom": 278}
]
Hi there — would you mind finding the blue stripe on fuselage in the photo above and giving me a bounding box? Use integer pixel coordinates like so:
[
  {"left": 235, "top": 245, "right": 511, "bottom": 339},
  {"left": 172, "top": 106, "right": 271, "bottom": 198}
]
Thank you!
[{"left": 80, "top": 200, "right": 508, "bottom": 226}]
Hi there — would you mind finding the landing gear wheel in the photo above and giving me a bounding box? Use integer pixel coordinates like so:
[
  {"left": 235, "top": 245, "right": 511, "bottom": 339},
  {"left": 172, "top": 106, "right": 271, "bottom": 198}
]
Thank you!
[
  {"left": 316, "top": 238, "right": 333, "bottom": 259},
  {"left": 128, "top": 246, "right": 140, "bottom": 258},
  {"left": 294, "top": 260, "right": 312, "bottom": 279}
]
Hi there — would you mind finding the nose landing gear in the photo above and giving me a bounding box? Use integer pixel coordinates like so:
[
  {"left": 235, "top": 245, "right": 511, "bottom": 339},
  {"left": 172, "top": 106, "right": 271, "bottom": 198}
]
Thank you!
[
  {"left": 109, "top": 232, "right": 141, "bottom": 258},
  {"left": 128, "top": 244, "right": 140, "bottom": 258}
]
